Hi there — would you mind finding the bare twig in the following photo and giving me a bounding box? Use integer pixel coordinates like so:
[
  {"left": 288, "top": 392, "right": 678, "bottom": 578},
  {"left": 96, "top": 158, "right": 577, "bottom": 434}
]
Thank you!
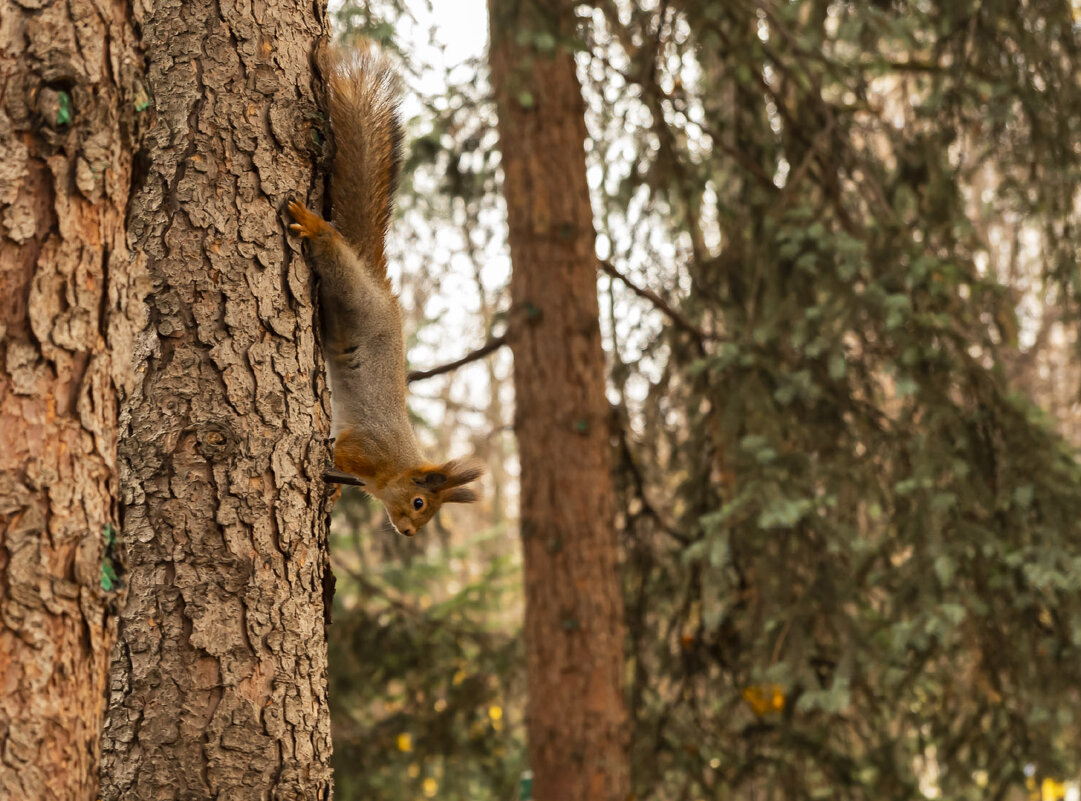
[
  {"left": 612, "top": 406, "right": 689, "bottom": 545},
  {"left": 779, "top": 114, "right": 836, "bottom": 205},
  {"left": 407, "top": 333, "right": 509, "bottom": 383},
  {"left": 600, "top": 261, "right": 710, "bottom": 348}
]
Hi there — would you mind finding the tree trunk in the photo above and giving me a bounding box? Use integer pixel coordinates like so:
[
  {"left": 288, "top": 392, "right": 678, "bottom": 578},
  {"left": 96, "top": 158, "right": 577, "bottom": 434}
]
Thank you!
[
  {"left": 99, "top": 1, "right": 335, "bottom": 798},
  {"left": 0, "top": 0, "right": 140, "bottom": 797},
  {"left": 487, "top": 3, "right": 631, "bottom": 800}
]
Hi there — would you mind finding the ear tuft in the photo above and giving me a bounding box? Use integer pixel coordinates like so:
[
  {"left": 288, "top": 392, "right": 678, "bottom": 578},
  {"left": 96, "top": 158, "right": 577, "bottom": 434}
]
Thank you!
[
  {"left": 440, "top": 458, "right": 485, "bottom": 488},
  {"left": 443, "top": 486, "right": 478, "bottom": 504}
]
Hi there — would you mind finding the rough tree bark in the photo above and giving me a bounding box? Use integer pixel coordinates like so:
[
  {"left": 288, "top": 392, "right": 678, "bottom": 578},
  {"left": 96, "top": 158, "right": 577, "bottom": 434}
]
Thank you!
[
  {"left": 0, "top": 1, "right": 141, "bottom": 797},
  {"left": 98, "top": 1, "right": 335, "bottom": 798},
  {"left": 488, "top": 2, "right": 631, "bottom": 800}
]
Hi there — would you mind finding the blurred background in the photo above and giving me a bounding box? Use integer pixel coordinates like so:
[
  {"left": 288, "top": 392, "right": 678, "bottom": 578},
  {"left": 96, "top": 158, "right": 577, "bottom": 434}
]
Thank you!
[{"left": 323, "top": 2, "right": 1081, "bottom": 800}]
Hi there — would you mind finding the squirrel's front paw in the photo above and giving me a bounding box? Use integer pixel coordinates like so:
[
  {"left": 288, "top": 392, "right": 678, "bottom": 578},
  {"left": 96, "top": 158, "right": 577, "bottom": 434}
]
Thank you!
[{"left": 288, "top": 200, "right": 333, "bottom": 240}]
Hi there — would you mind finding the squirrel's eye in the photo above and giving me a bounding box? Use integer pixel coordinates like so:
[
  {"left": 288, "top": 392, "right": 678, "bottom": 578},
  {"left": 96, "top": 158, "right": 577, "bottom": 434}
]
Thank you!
[{"left": 412, "top": 497, "right": 425, "bottom": 511}]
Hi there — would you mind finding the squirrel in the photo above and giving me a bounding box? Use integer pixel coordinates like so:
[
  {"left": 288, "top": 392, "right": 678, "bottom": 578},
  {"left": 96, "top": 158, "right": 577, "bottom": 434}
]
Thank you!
[{"left": 288, "top": 44, "right": 482, "bottom": 537}]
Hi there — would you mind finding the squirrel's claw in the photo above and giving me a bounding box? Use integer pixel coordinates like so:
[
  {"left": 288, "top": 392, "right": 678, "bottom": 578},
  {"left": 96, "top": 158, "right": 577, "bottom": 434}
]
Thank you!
[
  {"left": 288, "top": 199, "right": 333, "bottom": 240},
  {"left": 324, "top": 469, "right": 365, "bottom": 487},
  {"left": 287, "top": 200, "right": 312, "bottom": 237}
]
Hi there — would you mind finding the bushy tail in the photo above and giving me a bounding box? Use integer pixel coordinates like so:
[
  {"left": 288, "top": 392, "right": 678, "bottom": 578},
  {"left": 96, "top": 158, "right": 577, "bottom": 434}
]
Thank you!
[{"left": 322, "top": 44, "right": 403, "bottom": 275}]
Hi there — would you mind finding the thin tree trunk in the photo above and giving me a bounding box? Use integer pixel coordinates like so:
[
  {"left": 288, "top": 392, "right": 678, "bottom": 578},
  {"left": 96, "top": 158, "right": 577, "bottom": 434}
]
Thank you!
[
  {"left": 487, "top": 2, "right": 631, "bottom": 800},
  {"left": 99, "top": 1, "right": 335, "bottom": 797},
  {"left": 0, "top": 1, "right": 140, "bottom": 797}
]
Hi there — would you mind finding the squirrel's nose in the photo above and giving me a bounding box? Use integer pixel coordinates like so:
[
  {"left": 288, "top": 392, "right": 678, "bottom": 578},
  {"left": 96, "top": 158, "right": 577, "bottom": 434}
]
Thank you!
[{"left": 399, "top": 526, "right": 415, "bottom": 537}]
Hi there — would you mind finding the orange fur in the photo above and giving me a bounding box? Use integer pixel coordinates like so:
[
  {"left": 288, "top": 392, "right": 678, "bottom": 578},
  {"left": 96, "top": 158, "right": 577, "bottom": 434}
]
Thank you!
[
  {"left": 323, "top": 45, "right": 402, "bottom": 280},
  {"left": 332, "top": 428, "right": 382, "bottom": 482}
]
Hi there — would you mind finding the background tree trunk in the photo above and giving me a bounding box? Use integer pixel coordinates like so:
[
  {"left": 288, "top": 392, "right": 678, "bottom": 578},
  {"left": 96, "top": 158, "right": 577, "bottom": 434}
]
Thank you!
[
  {"left": 99, "top": 1, "right": 335, "bottom": 798},
  {"left": 0, "top": 1, "right": 140, "bottom": 797},
  {"left": 488, "top": 2, "right": 631, "bottom": 800}
]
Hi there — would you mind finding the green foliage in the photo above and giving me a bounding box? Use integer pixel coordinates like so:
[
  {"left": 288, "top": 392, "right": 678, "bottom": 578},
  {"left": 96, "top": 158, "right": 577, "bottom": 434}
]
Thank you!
[
  {"left": 101, "top": 523, "right": 119, "bottom": 591},
  {"left": 586, "top": 1, "right": 1081, "bottom": 799},
  {"left": 328, "top": 492, "right": 525, "bottom": 801},
  {"left": 56, "top": 90, "right": 72, "bottom": 126}
]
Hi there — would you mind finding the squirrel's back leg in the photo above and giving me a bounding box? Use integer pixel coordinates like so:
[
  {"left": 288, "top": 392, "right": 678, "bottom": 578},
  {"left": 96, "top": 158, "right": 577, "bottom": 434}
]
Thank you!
[{"left": 288, "top": 200, "right": 395, "bottom": 317}]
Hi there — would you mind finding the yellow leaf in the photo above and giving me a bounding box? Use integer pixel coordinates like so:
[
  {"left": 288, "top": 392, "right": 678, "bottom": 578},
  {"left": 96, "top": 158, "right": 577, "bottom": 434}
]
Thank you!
[
  {"left": 397, "top": 733, "right": 413, "bottom": 752},
  {"left": 741, "top": 684, "right": 786, "bottom": 717},
  {"left": 423, "top": 777, "right": 438, "bottom": 798},
  {"left": 488, "top": 705, "right": 503, "bottom": 721},
  {"left": 1041, "top": 778, "right": 1066, "bottom": 801}
]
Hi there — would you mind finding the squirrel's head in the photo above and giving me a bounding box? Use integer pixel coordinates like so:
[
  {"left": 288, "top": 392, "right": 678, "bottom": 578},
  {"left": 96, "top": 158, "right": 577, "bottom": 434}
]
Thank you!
[{"left": 374, "top": 458, "right": 484, "bottom": 537}]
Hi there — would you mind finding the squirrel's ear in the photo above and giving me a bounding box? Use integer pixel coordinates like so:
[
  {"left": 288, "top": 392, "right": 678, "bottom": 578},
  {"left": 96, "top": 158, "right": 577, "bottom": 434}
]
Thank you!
[
  {"left": 413, "top": 471, "right": 447, "bottom": 489},
  {"left": 442, "top": 486, "right": 478, "bottom": 504}
]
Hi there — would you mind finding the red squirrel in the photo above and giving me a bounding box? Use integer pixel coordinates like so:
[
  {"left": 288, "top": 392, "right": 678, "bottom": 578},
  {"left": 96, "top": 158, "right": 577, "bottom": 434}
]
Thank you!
[{"left": 289, "top": 45, "right": 482, "bottom": 536}]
